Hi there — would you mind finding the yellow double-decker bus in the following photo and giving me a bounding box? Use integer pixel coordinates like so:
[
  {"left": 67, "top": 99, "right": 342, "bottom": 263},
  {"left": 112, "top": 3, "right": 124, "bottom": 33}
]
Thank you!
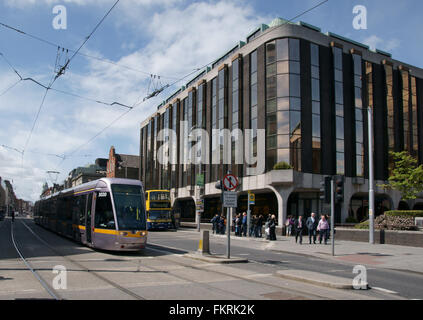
[{"left": 145, "top": 190, "right": 173, "bottom": 230}]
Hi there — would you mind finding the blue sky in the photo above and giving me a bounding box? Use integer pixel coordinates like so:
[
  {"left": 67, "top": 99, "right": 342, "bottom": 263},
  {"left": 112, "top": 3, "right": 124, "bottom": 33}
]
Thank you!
[{"left": 0, "top": 0, "right": 422, "bottom": 202}]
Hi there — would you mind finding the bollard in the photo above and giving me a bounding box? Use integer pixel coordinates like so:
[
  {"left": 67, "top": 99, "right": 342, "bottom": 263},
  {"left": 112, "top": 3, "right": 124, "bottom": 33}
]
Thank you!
[{"left": 197, "top": 230, "right": 210, "bottom": 255}]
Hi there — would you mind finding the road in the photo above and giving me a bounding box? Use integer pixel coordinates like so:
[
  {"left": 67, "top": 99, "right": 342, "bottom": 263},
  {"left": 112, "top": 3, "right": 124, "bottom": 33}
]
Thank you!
[{"left": 0, "top": 217, "right": 419, "bottom": 300}]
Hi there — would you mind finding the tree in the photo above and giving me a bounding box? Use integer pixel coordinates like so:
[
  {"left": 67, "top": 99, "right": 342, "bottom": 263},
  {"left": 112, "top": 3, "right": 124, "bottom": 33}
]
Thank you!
[{"left": 380, "top": 151, "right": 423, "bottom": 200}]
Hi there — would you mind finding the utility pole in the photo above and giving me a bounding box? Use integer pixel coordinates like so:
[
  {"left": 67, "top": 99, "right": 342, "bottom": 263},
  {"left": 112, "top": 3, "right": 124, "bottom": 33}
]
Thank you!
[{"left": 368, "top": 106, "right": 375, "bottom": 244}]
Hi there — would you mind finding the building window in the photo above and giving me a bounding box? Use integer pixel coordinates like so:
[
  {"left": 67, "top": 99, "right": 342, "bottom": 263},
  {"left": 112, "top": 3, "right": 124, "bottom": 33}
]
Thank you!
[
  {"left": 333, "top": 46, "right": 344, "bottom": 175},
  {"left": 311, "top": 43, "right": 321, "bottom": 174},
  {"left": 232, "top": 58, "right": 242, "bottom": 166},
  {"left": 384, "top": 64, "right": 394, "bottom": 172},
  {"left": 218, "top": 68, "right": 227, "bottom": 179},
  {"left": 265, "top": 38, "right": 301, "bottom": 172},
  {"left": 411, "top": 77, "right": 418, "bottom": 157},
  {"left": 171, "top": 102, "right": 178, "bottom": 189},
  {"left": 353, "top": 54, "right": 364, "bottom": 177},
  {"left": 250, "top": 51, "right": 258, "bottom": 168},
  {"left": 401, "top": 70, "right": 410, "bottom": 153},
  {"left": 211, "top": 77, "right": 218, "bottom": 182}
]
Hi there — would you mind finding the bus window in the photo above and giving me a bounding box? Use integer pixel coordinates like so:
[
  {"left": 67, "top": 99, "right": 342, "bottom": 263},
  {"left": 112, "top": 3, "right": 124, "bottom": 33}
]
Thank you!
[{"left": 94, "top": 192, "right": 115, "bottom": 229}]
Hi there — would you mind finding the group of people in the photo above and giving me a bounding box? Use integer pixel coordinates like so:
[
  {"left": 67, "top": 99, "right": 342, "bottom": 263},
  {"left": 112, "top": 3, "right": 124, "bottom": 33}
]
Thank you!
[
  {"left": 210, "top": 213, "right": 227, "bottom": 235},
  {"left": 210, "top": 212, "right": 278, "bottom": 241},
  {"left": 285, "top": 212, "right": 331, "bottom": 245},
  {"left": 233, "top": 213, "right": 265, "bottom": 238}
]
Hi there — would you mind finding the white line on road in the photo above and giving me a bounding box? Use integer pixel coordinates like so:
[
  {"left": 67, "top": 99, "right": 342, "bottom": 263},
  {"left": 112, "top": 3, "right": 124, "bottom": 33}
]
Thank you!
[{"left": 372, "top": 287, "right": 399, "bottom": 295}]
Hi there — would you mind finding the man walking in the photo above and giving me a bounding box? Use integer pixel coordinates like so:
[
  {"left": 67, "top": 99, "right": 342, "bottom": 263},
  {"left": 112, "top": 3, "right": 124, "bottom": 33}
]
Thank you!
[
  {"left": 294, "top": 215, "right": 304, "bottom": 244},
  {"left": 306, "top": 212, "right": 318, "bottom": 244}
]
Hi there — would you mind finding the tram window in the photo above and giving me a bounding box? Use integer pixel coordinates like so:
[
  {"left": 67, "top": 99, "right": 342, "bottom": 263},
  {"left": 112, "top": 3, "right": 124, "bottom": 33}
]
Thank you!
[{"left": 94, "top": 192, "right": 115, "bottom": 229}]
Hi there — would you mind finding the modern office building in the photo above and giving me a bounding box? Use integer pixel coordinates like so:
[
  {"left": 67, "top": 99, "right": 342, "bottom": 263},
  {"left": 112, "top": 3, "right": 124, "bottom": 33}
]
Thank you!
[{"left": 139, "top": 18, "right": 423, "bottom": 225}]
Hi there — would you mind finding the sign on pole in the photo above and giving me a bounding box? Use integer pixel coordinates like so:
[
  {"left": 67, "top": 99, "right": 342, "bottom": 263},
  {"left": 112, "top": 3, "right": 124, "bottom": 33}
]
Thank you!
[
  {"left": 248, "top": 192, "right": 255, "bottom": 205},
  {"left": 223, "top": 174, "right": 239, "bottom": 191},
  {"left": 223, "top": 191, "right": 237, "bottom": 208}
]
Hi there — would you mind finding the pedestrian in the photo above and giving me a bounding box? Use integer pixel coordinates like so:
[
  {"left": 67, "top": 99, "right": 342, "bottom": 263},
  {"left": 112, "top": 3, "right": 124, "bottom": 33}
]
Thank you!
[
  {"left": 250, "top": 215, "right": 257, "bottom": 237},
  {"left": 306, "top": 212, "right": 318, "bottom": 244},
  {"left": 269, "top": 214, "right": 277, "bottom": 241},
  {"left": 264, "top": 215, "right": 271, "bottom": 240},
  {"left": 219, "top": 214, "right": 226, "bottom": 234},
  {"left": 235, "top": 214, "right": 241, "bottom": 236},
  {"left": 256, "top": 214, "right": 263, "bottom": 238},
  {"left": 11, "top": 210, "right": 15, "bottom": 223},
  {"left": 285, "top": 215, "right": 292, "bottom": 237},
  {"left": 294, "top": 215, "right": 304, "bottom": 244},
  {"left": 317, "top": 215, "right": 330, "bottom": 245},
  {"left": 210, "top": 213, "right": 219, "bottom": 234},
  {"left": 241, "top": 212, "right": 248, "bottom": 237}
]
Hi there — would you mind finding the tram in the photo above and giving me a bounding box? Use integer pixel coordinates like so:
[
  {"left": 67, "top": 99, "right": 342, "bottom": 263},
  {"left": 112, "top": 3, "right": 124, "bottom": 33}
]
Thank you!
[{"left": 34, "top": 178, "right": 148, "bottom": 251}]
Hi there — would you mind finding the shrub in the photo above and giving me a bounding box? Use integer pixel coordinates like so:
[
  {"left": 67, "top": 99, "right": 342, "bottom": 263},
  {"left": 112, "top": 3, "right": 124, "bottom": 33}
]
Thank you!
[
  {"left": 354, "top": 220, "right": 369, "bottom": 229},
  {"left": 384, "top": 210, "right": 423, "bottom": 218},
  {"left": 273, "top": 161, "right": 293, "bottom": 170},
  {"left": 346, "top": 216, "right": 359, "bottom": 223}
]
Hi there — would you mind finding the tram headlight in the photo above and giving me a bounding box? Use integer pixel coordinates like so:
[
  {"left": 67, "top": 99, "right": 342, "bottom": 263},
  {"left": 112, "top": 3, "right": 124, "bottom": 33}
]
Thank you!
[{"left": 120, "top": 231, "right": 128, "bottom": 236}]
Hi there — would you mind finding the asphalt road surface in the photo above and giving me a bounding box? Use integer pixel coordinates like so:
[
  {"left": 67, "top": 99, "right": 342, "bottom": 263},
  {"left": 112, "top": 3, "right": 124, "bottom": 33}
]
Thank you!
[{"left": 0, "top": 218, "right": 419, "bottom": 300}]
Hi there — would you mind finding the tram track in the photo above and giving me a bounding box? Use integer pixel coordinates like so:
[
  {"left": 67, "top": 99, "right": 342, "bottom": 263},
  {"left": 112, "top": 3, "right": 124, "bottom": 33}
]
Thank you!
[
  {"left": 17, "top": 219, "right": 147, "bottom": 300},
  {"left": 10, "top": 220, "right": 62, "bottom": 300}
]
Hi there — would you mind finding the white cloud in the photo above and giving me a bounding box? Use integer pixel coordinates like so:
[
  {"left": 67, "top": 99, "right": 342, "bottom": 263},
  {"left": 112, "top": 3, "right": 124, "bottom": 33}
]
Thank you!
[
  {"left": 363, "top": 34, "right": 400, "bottom": 52},
  {"left": 0, "top": 0, "right": 270, "bottom": 202}
]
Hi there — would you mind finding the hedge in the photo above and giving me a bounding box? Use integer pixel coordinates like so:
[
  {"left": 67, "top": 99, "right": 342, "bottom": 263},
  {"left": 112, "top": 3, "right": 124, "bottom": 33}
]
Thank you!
[
  {"left": 273, "top": 161, "right": 293, "bottom": 170},
  {"left": 384, "top": 210, "right": 423, "bottom": 218}
]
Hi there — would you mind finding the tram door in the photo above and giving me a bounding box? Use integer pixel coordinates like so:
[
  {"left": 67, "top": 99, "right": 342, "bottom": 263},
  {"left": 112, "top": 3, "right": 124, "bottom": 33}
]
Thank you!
[{"left": 86, "top": 193, "right": 93, "bottom": 244}]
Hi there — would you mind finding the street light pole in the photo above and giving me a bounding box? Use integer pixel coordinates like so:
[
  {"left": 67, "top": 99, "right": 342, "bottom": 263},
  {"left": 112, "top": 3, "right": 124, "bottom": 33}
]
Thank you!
[{"left": 368, "top": 105, "right": 375, "bottom": 244}]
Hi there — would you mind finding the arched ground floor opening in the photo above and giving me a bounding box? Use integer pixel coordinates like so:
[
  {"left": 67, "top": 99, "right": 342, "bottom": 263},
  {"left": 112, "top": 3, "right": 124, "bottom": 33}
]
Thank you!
[
  {"left": 349, "top": 193, "right": 392, "bottom": 223},
  {"left": 413, "top": 203, "right": 423, "bottom": 210},
  {"left": 287, "top": 191, "right": 322, "bottom": 221},
  {"left": 398, "top": 201, "right": 410, "bottom": 210}
]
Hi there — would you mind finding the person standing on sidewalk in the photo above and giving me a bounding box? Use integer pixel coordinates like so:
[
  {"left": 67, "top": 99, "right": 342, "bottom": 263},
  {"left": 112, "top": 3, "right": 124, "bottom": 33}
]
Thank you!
[
  {"left": 285, "top": 215, "right": 292, "bottom": 237},
  {"left": 306, "top": 212, "right": 318, "bottom": 244},
  {"left": 241, "top": 212, "right": 248, "bottom": 237},
  {"left": 211, "top": 213, "right": 219, "bottom": 234},
  {"left": 269, "top": 214, "right": 277, "bottom": 241},
  {"left": 294, "top": 216, "right": 304, "bottom": 244},
  {"left": 256, "top": 214, "right": 263, "bottom": 238},
  {"left": 317, "top": 215, "right": 330, "bottom": 245}
]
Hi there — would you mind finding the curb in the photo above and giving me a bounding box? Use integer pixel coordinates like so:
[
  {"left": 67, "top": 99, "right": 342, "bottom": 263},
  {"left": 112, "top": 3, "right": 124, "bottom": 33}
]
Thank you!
[
  {"left": 184, "top": 253, "right": 249, "bottom": 264},
  {"left": 275, "top": 270, "right": 368, "bottom": 290}
]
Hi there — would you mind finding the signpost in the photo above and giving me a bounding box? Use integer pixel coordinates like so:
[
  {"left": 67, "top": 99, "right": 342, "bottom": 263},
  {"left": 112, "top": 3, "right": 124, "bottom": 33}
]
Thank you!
[
  {"left": 220, "top": 173, "right": 239, "bottom": 259},
  {"left": 247, "top": 191, "right": 255, "bottom": 237}
]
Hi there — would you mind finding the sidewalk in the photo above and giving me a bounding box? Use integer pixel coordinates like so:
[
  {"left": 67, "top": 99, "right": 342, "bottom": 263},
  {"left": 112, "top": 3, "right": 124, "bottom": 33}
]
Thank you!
[{"left": 185, "top": 228, "right": 423, "bottom": 274}]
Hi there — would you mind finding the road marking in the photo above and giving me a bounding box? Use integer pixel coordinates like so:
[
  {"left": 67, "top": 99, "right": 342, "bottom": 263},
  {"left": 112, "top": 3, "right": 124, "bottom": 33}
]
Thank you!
[{"left": 372, "top": 287, "right": 399, "bottom": 295}]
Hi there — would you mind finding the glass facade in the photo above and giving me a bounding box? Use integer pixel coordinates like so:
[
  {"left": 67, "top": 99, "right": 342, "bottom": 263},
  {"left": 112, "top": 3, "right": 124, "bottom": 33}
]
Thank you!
[
  {"left": 411, "top": 77, "right": 418, "bottom": 157},
  {"left": 232, "top": 58, "right": 242, "bottom": 168},
  {"left": 250, "top": 51, "right": 258, "bottom": 168},
  {"left": 311, "top": 43, "right": 321, "bottom": 174},
  {"left": 384, "top": 64, "right": 394, "bottom": 171},
  {"left": 140, "top": 36, "right": 422, "bottom": 196},
  {"left": 265, "top": 38, "right": 301, "bottom": 171},
  {"left": 402, "top": 70, "right": 410, "bottom": 152},
  {"left": 353, "top": 54, "right": 364, "bottom": 177},
  {"left": 333, "top": 46, "right": 344, "bottom": 175}
]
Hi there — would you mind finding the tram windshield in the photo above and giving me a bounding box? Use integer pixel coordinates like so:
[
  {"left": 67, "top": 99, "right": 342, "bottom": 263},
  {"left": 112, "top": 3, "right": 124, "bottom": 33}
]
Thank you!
[{"left": 111, "top": 184, "right": 147, "bottom": 230}]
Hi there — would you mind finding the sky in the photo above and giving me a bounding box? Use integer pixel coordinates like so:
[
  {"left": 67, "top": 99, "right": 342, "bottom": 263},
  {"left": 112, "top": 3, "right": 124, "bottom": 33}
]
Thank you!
[{"left": 0, "top": 0, "right": 422, "bottom": 202}]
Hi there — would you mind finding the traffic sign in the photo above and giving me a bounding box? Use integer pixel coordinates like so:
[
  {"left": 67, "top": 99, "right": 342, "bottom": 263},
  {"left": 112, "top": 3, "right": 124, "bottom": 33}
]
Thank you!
[
  {"left": 223, "top": 174, "right": 239, "bottom": 191},
  {"left": 223, "top": 191, "right": 237, "bottom": 208}
]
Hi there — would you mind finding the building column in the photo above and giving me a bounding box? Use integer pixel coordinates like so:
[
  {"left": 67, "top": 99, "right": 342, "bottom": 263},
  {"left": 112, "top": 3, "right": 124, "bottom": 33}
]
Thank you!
[{"left": 266, "top": 185, "right": 293, "bottom": 225}]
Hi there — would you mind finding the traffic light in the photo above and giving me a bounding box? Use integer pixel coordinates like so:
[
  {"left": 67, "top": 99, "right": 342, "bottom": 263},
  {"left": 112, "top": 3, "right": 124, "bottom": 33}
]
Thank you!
[
  {"left": 320, "top": 176, "right": 331, "bottom": 204},
  {"left": 215, "top": 180, "right": 227, "bottom": 191},
  {"left": 335, "top": 175, "right": 344, "bottom": 203}
]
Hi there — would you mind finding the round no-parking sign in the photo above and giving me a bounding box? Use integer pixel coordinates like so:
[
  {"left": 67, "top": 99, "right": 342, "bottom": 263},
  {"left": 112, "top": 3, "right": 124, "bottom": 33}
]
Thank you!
[{"left": 223, "top": 174, "right": 239, "bottom": 191}]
